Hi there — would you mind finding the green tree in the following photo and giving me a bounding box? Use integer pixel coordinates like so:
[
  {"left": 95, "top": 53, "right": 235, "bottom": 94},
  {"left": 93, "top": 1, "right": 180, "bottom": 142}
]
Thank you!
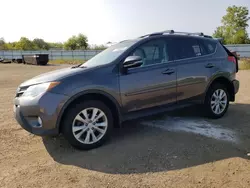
[
  {"left": 64, "top": 34, "right": 88, "bottom": 50},
  {"left": 89, "top": 44, "right": 107, "bottom": 50},
  {"left": 5, "top": 42, "right": 17, "bottom": 50},
  {"left": 15, "top": 37, "right": 35, "bottom": 50},
  {"left": 48, "top": 42, "right": 64, "bottom": 49},
  {"left": 33, "top": 38, "right": 49, "bottom": 50},
  {"left": 213, "top": 26, "right": 224, "bottom": 39},
  {"left": 64, "top": 36, "right": 78, "bottom": 50},
  {"left": 213, "top": 6, "right": 250, "bottom": 44},
  {"left": 0, "top": 38, "right": 7, "bottom": 50},
  {"left": 76, "top": 34, "right": 88, "bottom": 49}
]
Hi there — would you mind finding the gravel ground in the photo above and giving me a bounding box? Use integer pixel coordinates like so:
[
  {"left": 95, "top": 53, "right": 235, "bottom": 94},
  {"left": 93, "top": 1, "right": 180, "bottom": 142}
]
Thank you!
[{"left": 0, "top": 64, "right": 250, "bottom": 188}]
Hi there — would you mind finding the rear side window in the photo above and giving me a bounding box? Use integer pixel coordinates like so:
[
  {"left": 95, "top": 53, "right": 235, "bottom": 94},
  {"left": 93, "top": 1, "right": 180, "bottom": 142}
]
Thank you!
[
  {"left": 170, "top": 37, "right": 202, "bottom": 60},
  {"left": 199, "top": 39, "right": 217, "bottom": 55}
]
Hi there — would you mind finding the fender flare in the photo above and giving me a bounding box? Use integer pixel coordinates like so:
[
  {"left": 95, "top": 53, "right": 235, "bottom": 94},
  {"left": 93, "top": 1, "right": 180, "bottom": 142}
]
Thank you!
[
  {"left": 203, "top": 75, "right": 234, "bottom": 103},
  {"left": 56, "top": 89, "right": 122, "bottom": 131}
]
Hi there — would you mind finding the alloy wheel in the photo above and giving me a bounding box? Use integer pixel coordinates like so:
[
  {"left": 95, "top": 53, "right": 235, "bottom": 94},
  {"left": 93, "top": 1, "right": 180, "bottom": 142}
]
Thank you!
[
  {"left": 210, "top": 89, "right": 228, "bottom": 115},
  {"left": 72, "top": 107, "right": 108, "bottom": 144}
]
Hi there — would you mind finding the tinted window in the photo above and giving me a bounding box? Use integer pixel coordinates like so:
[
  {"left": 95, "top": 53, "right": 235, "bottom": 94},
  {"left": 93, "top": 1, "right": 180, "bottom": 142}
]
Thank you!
[
  {"left": 143, "top": 46, "right": 160, "bottom": 60},
  {"left": 129, "top": 39, "right": 169, "bottom": 67},
  {"left": 199, "top": 39, "right": 217, "bottom": 55},
  {"left": 192, "top": 45, "right": 202, "bottom": 56},
  {"left": 171, "top": 37, "right": 202, "bottom": 60}
]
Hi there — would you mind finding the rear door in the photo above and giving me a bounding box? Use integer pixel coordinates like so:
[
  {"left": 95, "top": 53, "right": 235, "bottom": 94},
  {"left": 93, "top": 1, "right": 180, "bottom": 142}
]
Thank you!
[
  {"left": 119, "top": 38, "right": 177, "bottom": 112},
  {"left": 170, "top": 36, "right": 218, "bottom": 102}
]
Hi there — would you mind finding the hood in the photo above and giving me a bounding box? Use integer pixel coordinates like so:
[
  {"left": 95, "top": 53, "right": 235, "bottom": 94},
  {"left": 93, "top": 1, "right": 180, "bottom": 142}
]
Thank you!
[{"left": 20, "top": 66, "right": 89, "bottom": 87}]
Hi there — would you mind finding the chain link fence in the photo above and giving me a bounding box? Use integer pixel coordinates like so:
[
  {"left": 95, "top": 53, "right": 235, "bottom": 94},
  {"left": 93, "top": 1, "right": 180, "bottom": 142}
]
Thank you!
[
  {"left": 225, "top": 44, "right": 250, "bottom": 58},
  {"left": 0, "top": 50, "right": 102, "bottom": 61}
]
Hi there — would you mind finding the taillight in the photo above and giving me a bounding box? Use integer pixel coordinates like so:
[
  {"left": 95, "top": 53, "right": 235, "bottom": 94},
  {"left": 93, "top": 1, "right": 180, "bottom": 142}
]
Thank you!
[{"left": 228, "top": 56, "right": 236, "bottom": 64}]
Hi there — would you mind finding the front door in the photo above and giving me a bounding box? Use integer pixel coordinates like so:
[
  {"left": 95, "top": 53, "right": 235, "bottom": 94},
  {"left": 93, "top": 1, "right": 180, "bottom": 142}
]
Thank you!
[{"left": 119, "top": 38, "right": 177, "bottom": 112}]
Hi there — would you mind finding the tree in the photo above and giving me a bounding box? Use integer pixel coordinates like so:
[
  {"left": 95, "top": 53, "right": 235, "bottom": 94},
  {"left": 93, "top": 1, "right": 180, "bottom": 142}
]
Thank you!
[
  {"left": 64, "top": 36, "right": 78, "bottom": 50},
  {"left": 213, "top": 6, "right": 250, "bottom": 44},
  {"left": 0, "top": 38, "right": 7, "bottom": 50},
  {"left": 0, "top": 35, "right": 89, "bottom": 50},
  {"left": 213, "top": 26, "right": 224, "bottom": 39},
  {"left": 77, "top": 34, "right": 88, "bottom": 49},
  {"left": 64, "top": 34, "right": 88, "bottom": 50},
  {"left": 15, "top": 37, "right": 35, "bottom": 50},
  {"left": 5, "top": 42, "right": 17, "bottom": 50},
  {"left": 48, "top": 42, "right": 64, "bottom": 49},
  {"left": 89, "top": 44, "right": 107, "bottom": 50},
  {"left": 33, "top": 38, "right": 49, "bottom": 50}
]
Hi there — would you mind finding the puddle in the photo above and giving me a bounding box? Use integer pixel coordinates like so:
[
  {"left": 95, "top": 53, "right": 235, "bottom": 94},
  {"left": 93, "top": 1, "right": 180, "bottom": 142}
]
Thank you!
[{"left": 141, "top": 116, "right": 238, "bottom": 143}]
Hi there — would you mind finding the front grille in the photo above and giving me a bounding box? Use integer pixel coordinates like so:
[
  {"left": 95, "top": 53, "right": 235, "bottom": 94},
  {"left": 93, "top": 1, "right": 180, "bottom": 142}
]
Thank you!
[{"left": 16, "top": 86, "right": 29, "bottom": 97}]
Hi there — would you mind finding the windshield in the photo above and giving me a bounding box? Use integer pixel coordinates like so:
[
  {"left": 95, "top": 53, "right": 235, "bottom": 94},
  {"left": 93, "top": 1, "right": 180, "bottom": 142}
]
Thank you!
[{"left": 81, "top": 40, "right": 138, "bottom": 67}]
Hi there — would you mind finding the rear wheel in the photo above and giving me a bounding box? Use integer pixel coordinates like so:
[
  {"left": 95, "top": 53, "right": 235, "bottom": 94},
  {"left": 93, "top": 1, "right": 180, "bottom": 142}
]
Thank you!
[
  {"left": 62, "top": 100, "right": 113, "bottom": 150},
  {"left": 204, "top": 83, "right": 229, "bottom": 119}
]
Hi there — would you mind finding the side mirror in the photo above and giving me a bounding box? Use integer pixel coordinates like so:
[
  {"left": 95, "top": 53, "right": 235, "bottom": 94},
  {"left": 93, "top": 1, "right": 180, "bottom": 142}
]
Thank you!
[{"left": 123, "top": 56, "right": 143, "bottom": 69}]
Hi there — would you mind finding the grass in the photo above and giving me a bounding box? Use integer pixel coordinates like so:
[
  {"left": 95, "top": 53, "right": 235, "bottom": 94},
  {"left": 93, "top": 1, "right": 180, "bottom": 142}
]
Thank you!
[
  {"left": 239, "top": 58, "right": 250, "bottom": 70},
  {"left": 48, "top": 59, "right": 86, "bottom": 65}
]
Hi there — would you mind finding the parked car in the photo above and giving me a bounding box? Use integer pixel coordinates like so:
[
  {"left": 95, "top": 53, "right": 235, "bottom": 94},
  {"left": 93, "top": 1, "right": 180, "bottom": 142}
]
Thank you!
[{"left": 14, "top": 30, "right": 239, "bottom": 150}]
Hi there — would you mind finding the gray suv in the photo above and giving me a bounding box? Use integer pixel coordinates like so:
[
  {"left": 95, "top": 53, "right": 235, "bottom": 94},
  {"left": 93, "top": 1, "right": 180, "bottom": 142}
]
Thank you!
[{"left": 14, "top": 30, "right": 239, "bottom": 150}]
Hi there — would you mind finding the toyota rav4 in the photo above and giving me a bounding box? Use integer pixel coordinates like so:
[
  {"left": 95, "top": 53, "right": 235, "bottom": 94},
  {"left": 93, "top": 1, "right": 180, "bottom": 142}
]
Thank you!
[{"left": 14, "top": 30, "right": 239, "bottom": 150}]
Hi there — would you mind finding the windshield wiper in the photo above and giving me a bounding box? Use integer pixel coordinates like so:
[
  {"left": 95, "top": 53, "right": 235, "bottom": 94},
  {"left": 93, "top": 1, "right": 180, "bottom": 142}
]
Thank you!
[{"left": 71, "top": 64, "right": 87, "bottom": 68}]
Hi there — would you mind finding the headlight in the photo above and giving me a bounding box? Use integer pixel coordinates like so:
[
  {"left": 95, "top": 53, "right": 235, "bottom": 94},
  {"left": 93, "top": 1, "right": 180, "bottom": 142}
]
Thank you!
[{"left": 22, "top": 82, "right": 60, "bottom": 98}]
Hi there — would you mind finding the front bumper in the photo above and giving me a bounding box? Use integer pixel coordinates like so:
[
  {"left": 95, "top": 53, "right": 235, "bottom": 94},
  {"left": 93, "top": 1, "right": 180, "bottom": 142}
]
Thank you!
[
  {"left": 14, "top": 105, "right": 58, "bottom": 135},
  {"left": 13, "top": 92, "right": 68, "bottom": 136}
]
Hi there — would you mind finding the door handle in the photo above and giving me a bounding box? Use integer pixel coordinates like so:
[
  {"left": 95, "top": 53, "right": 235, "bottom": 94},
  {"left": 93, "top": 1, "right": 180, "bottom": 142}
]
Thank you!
[
  {"left": 162, "top": 69, "right": 175, "bottom": 75},
  {"left": 205, "top": 63, "right": 215, "bottom": 68}
]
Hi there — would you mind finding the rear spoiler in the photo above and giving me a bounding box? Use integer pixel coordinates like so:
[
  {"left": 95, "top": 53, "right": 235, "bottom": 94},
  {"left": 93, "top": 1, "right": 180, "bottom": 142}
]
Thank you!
[{"left": 214, "top": 38, "right": 224, "bottom": 43}]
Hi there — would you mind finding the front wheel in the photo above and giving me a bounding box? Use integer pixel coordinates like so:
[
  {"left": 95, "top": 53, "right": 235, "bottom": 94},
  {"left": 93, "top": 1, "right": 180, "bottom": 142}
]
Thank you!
[
  {"left": 62, "top": 100, "right": 113, "bottom": 150},
  {"left": 204, "top": 84, "right": 229, "bottom": 119}
]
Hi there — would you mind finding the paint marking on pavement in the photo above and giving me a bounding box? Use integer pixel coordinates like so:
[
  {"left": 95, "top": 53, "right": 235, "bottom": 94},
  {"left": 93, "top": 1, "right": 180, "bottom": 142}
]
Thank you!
[{"left": 142, "top": 116, "right": 238, "bottom": 143}]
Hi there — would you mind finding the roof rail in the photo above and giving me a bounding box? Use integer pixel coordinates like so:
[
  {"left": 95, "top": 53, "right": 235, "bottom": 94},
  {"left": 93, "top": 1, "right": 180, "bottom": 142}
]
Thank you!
[
  {"left": 139, "top": 30, "right": 174, "bottom": 38},
  {"left": 171, "top": 31, "right": 204, "bottom": 36},
  {"left": 139, "top": 30, "right": 212, "bottom": 38}
]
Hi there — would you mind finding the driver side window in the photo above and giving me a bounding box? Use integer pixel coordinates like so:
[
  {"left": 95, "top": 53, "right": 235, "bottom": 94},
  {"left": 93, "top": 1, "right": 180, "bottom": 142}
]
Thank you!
[{"left": 130, "top": 39, "right": 169, "bottom": 67}]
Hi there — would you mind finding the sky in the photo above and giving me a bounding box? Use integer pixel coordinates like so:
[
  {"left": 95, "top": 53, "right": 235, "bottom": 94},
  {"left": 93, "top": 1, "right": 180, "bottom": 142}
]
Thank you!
[{"left": 1, "top": 0, "right": 250, "bottom": 45}]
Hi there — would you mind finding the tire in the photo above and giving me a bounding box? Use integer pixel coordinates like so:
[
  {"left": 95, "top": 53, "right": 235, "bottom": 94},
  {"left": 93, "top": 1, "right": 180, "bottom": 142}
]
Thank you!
[
  {"left": 204, "top": 83, "right": 229, "bottom": 119},
  {"left": 62, "top": 100, "right": 114, "bottom": 150}
]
